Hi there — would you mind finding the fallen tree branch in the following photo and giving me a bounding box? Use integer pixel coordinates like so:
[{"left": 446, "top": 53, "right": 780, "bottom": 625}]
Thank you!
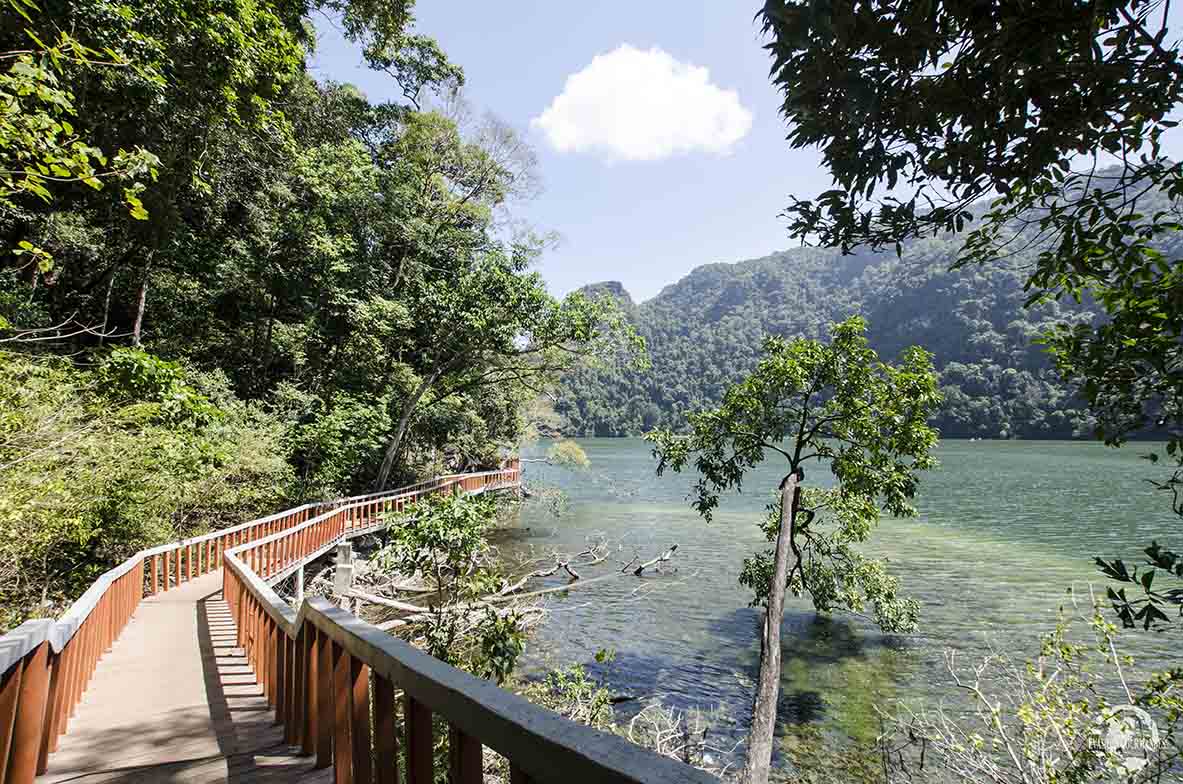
[
  {"left": 485, "top": 544, "right": 680, "bottom": 603},
  {"left": 349, "top": 589, "right": 430, "bottom": 614},
  {"left": 634, "top": 545, "right": 677, "bottom": 576},
  {"left": 498, "top": 560, "right": 565, "bottom": 596}
]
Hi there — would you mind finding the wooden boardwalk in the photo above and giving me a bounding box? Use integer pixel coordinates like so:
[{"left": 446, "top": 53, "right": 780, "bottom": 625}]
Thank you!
[
  {"left": 37, "top": 572, "right": 328, "bottom": 783},
  {"left": 4, "top": 466, "right": 712, "bottom": 784}
]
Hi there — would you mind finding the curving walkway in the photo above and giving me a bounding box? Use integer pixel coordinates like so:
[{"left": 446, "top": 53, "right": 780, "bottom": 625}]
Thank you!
[
  {"left": 37, "top": 573, "right": 325, "bottom": 783},
  {"left": 4, "top": 465, "right": 712, "bottom": 784}
]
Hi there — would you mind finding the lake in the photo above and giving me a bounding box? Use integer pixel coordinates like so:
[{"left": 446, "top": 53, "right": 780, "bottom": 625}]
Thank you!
[{"left": 502, "top": 438, "right": 1178, "bottom": 776}]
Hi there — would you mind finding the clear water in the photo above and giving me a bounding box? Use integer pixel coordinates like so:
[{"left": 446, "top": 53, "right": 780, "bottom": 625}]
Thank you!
[{"left": 502, "top": 439, "right": 1178, "bottom": 771}]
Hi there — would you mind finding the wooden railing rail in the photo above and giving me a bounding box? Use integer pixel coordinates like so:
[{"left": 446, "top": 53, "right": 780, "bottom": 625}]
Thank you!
[
  {"left": 222, "top": 462, "right": 716, "bottom": 784},
  {"left": 237, "top": 472, "right": 518, "bottom": 587},
  {"left": 0, "top": 462, "right": 518, "bottom": 784}
]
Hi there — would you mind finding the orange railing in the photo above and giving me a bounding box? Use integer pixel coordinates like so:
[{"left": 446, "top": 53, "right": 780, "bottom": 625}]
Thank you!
[
  {"left": 221, "top": 461, "right": 715, "bottom": 784},
  {"left": 0, "top": 463, "right": 521, "bottom": 784}
]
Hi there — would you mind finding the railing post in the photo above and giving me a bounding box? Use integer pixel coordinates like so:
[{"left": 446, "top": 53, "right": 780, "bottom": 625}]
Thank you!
[
  {"left": 70, "top": 625, "right": 86, "bottom": 721},
  {"left": 350, "top": 658, "right": 372, "bottom": 784},
  {"left": 374, "top": 675, "right": 398, "bottom": 784},
  {"left": 9, "top": 642, "right": 50, "bottom": 784},
  {"left": 405, "top": 695, "right": 433, "bottom": 784},
  {"left": 236, "top": 587, "right": 246, "bottom": 649},
  {"left": 273, "top": 623, "right": 284, "bottom": 720},
  {"left": 316, "top": 629, "right": 332, "bottom": 768},
  {"left": 36, "top": 650, "right": 63, "bottom": 774},
  {"left": 262, "top": 614, "right": 272, "bottom": 706},
  {"left": 0, "top": 649, "right": 23, "bottom": 783},
  {"left": 449, "top": 725, "right": 482, "bottom": 784},
  {"left": 45, "top": 640, "right": 72, "bottom": 753},
  {"left": 302, "top": 628, "right": 316, "bottom": 757},
  {"left": 290, "top": 630, "right": 304, "bottom": 748},
  {"left": 333, "top": 643, "right": 353, "bottom": 784}
]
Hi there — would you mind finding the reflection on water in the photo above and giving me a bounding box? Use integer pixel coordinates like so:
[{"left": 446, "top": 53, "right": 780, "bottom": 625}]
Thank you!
[{"left": 502, "top": 439, "right": 1177, "bottom": 769}]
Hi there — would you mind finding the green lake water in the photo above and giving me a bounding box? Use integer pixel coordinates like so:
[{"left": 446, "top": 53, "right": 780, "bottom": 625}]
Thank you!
[{"left": 503, "top": 438, "right": 1179, "bottom": 773}]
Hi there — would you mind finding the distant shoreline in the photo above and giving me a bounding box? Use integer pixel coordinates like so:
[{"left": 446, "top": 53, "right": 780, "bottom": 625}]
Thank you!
[{"left": 539, "top": 434, "right": 1168, "bottom": 443}]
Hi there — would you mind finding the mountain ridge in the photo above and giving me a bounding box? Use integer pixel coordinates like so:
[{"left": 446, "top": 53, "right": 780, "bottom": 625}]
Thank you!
[{"left": 554, "top": 237, "right": 1099, "bottom": 439}]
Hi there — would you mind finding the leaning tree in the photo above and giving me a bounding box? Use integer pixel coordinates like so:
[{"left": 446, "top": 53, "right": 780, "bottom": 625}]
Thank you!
[{"left": 647, "top": 316, "right": 941, "bottom": 784}]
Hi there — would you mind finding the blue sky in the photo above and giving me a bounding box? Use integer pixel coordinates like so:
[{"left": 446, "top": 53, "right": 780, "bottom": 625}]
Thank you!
[{"left": 309, "top": 2, "right": 828, "bottom": 302}]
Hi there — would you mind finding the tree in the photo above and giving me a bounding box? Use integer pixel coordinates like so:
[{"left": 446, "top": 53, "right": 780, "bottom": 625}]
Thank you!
[
  {"left": 375, "top": 491, "right": 526, "bottom": 684},
  {"left": 372, "top": 221, "right": 638, "bottom": 488},
  {"left": 758, "top": 0, "right": 1183, "bottom": 628},
  {"left": 646, "top": 316, "right": 941, "bottom": 783},
  {"left": 0, "top": 5, "right": 159, "bottom": 275},
  {"left": 0, "top": 0, "right": 461, "bottom": 344}
]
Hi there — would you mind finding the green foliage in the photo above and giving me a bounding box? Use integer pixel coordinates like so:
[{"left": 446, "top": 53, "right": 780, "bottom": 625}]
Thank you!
[
  {"left": 1096, "top": 541, "right": 1183, "bottom": 631},
  {"left": 546, "top": 439, "right": 589, "bottom": 469},
  {"left": 326, "top": 0, "right": 462, "bottom": 106},
  {"left": 0, "top": 24, "right": 159, "bottom": 264},
  {"left": 98, "top": 347, "right": 222, "bottom": 426},
  {"left": 0, "top": 0, "right": 627, "bottom": 502},
  {"left": 0, "top": 350, "right": 291, "bottom": 630},
  {"left": 518, "top": 649, "right": 618, "bottom": 730},
  {"left": 648, "top": 316, "right": 940, "bottom": 632},
  {"left": 275, "top": 387, "right": 393, "bottom": 501},
  {"left": 473, "top": 607, "right": 526, "bottom": 685},
  {"left": 380, "top": 491, "right": 497, "bottom": 588},
  {"left": 554, "top": 242, "right": 1100, "bottom": 441},
  {"left": 885, "top": 602, "right": 1183, "bottom": 783},
  {"left": 376, "top": 492, "right": 527, "bottom": 684},
  {"left": 756, "top": 0, "right": 1183, "bottom": 629},
  {"left": 756, "top": 0, "right": 1180, "bottom": 259}
]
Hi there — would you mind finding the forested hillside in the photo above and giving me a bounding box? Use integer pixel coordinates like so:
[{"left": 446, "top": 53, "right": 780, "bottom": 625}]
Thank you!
[
  {"left": 554, "top": 237, "right": 1102, "bottom": 439},
  {"left": 0, "top": 0, "right": 626, "bottom": 626}
]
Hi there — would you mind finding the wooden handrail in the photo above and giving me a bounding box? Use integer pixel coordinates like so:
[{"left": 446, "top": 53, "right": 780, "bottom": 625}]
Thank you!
[
  {"left": 0, "top": 463, "right": 524, "bottom": 784},
  {"left": 221, "top": 462, "right": 717, "bottom": 784}
]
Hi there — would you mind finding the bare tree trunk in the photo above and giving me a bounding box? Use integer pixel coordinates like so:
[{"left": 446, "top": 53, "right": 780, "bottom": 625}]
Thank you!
[
  {"left": 739, "top": 472, "right": 799, "bottom": 784},
  {"left": 375, "top": 368, "right": 443, "bottom": 490},
  {"left": 99, "top": 271, "right": 115, "bottom": 346},
  {"left": 131, "top": 259, "right": 152, "bottom": 347}
]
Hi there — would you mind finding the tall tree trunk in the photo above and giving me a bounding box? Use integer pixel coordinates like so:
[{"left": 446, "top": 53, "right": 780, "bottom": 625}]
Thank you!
[
  {"left": 739, "top": 472, "right": 800, "bottom": 784},
  {"left": 131, "top": 257, "right": 153, "bottom": 347},
  {"left": 99, "top": 271, "right": 115, "bottom": 346},
  {"left": 375, "top": 368, "right": 444, "bottom": 490}
]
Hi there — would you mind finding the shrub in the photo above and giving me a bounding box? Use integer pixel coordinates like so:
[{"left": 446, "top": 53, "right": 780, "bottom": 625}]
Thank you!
[{"left": 0, "top": 350, "right": 292, "bottom": 629}]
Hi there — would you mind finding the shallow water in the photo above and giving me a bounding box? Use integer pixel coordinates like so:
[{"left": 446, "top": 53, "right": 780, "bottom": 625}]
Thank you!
[{"left": 503, "top": 439, "right": 1178, "bottom": 771}]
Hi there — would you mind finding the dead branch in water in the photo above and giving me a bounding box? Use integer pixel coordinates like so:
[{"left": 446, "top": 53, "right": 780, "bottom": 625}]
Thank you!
[
  {"left": 348, "top": 541, "right": 682, "bottom": 628},
  {"left": 633, "top": 544, "right": 677, "bottom": 576}
]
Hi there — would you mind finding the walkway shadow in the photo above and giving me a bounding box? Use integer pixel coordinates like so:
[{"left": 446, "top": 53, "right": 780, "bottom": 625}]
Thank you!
[
  {"left": 194, "top": 588, "right": 324, "bottom": 783},
  {"left": 37, "top": 579, "right": 285, "bottom": 783}
]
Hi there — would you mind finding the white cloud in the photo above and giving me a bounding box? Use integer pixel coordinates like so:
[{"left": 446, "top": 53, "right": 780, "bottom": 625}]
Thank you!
[{"left": 531, "top": 45, "right": 753, "bottom": 161}]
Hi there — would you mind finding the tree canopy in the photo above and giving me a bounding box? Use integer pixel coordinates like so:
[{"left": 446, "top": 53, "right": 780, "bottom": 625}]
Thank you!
[
  {"left": 759, "top": 0, "right": 1183, "bottom": 628},
  {"left": 0, "top": 0, "right": 633, "bottom": 624},
  {"left": 648, "top": 316, "right": 939, "bottom": 627}
]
